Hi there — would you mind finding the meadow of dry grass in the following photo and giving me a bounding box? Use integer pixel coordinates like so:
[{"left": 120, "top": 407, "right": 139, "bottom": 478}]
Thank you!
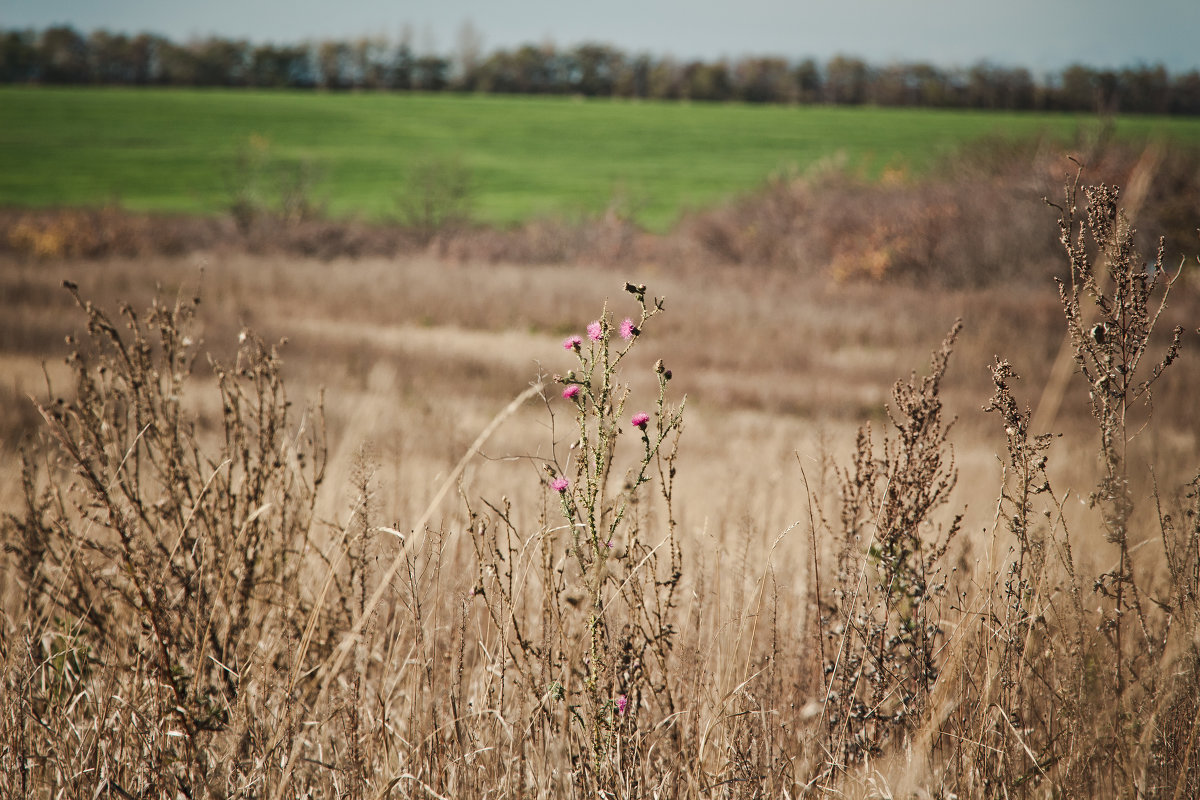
[
  {"left": 0, "top": 250, "right": 1110, "bottom": 528},
  {"left": 2, "top": 161, "right": 1199, "bottom": 797}
]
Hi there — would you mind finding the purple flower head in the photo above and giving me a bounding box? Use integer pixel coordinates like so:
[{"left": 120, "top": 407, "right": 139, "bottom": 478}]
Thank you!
[
  {"left": 550, "top": 476, "right": 569, "bottom": 493},
  {"left": 605, "top": 539, "right": 614, "bottom": 549},
  {"left": 631, "top": 412, "right": 650, "bottom": 430},
  {"left": 587, "top": 320, "right": 603, "bottom": 341},
  {"left": 562, "top": 384, "right": 580, "bottom": 400},
  {"left": 619, "top": 318, "right": 637, "bottom": 340},
  {"left": 563, "top": 335, "right": 582, "bottom": 351},
  {"left": 616, "top": 694, "right": 629, "bottom": 715}
]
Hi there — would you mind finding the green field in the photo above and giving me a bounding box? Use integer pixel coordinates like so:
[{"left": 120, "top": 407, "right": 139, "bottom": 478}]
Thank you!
[{"left": 4, "top": 86, "right": 1200, "bottom": 230}]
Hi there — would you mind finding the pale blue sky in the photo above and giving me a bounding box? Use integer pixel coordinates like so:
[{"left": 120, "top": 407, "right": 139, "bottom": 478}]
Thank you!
[{"left": 3, "top": 0, "right": 1197, "bottom": 73}]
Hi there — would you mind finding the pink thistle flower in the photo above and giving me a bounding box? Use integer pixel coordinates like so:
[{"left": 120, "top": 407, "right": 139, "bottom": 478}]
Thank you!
[
  {"left": 605, "top": 539, "right": 614, "bottom": 549},
  {"left": 616, "top": 694, "right": 628, "bottom": 715},
  {"left": 550, "top": 476, "right": 569, "bottom": 493},
  {"left": 631, "top": 412, "right": 650, "bottom": 430},
  {"left": 619, "top": 318, "right": 636, "bottom": 340},
  {"left": 563, "top": 335, "right": 582, "bottom": 351},
  {"left": 562, "top": 384, "right": 580, "bottom": 400},
  {"left": 587, "top": 320, "right": 603, "bottom": 341}
]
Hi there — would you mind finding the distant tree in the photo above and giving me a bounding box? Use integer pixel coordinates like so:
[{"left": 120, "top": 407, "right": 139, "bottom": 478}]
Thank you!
[
  {"left": 389, "top": 31, "right": 414, "bottom": 90},
  {"left": 1004, "top": 67, "right": 1036, "bottom": 109},
  {"left": 127, "top": 33, "right": 159, "bottom": 84},
  {"left": 413, "top": 55, "right": 449, "bottom": 91},
  {"left": 250, "top": 44, "right": 281, "bottom": 86},
  {"left": 568, "top": 43, "right": 622, "bottom": 96},
  {"left": 1117, "top": 64, "right": 1169, "bottom": 114},
  {"left": 966, "top": 63, "right": 996, "bottom": 108},
  {"left": 1094, "top": 69, "right": 1120, "bottom": 114},
  {"left": 471, "top": 48, "right": 505, "bottom": 93},
  {"left": 611, "top": 53, "right": 650, "bottom": 98},
  {"left": 351, "top": 37, "right": 390, "bottom": 89},
  {"left": 250, "top": 44, "right": 311, "bottom": 87},
  {"left": 86, "top": 31, "right": 120, "bottom": 83},
  {"left": 1059, "top": 64, "right": 1098, "bottom": 111},
  {"left": 86, "top": 30, "right": 156, "bottom": 85},
  {"left": 0, "top": 29, "right": 38, "bottom": 82},
  {"left": 193, "top": 38, "right": 248, "bottom": 86},
  {"left": 792, "top": 58, "right": 822, "bottom": 103},
  {"left": 155, "top": 39, "right": 197, "bottom": 84},
  {"left": 506, "top": 46, "right": 537, "bottom": 93},
  {"left": 317, "top": 40, "right": 351, "bottom": 89},
  {"left": 908, "top": 63, "right": 955, "bottom": 106},
  {"left": 824, "top": 55, "right": 870, "bottom": 104},
  {"left": 734, "top": 57, "right": 792, "bottom": 103},
  {"left": 647, "top": 57, "right": 683, "bottom": 100},
  {"left": 39, "top": 25, "right": 89, "bottom": 83},
  {"left": 1170, "top": 70, "right": 1200, "bottom": 115},
  {"left": 970, "top": 64, "right": 1037, "bottom": 110},
  {"left": 152, "top": 37, "right": 245, "bottom": 86},
  {"left": 869, "top": 64, "right": 909, "bottom": 106},
  {"left": 495, "top": 44, "right": 555, "bottom": 93},
  {"left": 865, "top": 62, "right": 954, "bottom": 108},
  {"left": 680, "top": 59, "right": 729, "bottom": 101}
]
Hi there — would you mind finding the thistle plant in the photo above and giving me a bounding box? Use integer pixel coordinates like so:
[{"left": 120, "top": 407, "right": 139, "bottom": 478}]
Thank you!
[
  {"left": 550, "top": 282, "right": 685, "bottom": 777},
  {"left": 467, "top": 283, "right": 685, "bottom": 793},
  {"left": 552, "top": 286, "right": 682, "bottom": 601}
]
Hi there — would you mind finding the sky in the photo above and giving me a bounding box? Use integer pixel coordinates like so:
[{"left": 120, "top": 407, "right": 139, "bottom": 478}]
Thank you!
[{"left": 4, "top": 0, "right": 1198, "bottom": 74}]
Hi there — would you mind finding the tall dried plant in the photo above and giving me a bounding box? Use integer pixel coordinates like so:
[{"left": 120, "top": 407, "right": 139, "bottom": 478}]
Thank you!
[{"left": 2, "top": 282, "right": 328, "bottom": 796}]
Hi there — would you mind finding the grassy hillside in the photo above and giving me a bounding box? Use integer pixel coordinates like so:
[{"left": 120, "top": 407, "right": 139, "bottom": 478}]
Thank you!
[{"left": 4, "top": 86, "right": 1200, "bottom": 230}]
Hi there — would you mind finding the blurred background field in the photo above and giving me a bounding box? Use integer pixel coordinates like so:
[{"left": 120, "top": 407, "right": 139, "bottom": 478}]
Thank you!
[{"left": 5, "top": 86, "right": 1200, "bottom": 229}]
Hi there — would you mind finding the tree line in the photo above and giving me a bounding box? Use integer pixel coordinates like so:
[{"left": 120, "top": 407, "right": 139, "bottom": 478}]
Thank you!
[{"left": 4, "top": 25, "right": 1200, "bottom": 114}]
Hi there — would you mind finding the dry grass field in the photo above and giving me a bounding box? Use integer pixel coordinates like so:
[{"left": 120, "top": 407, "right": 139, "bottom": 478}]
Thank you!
[
  {"left": 1, "top": 250, "right": 1128, "bottom": 535},
  {"left": 2, "top": 156, "right": 1200, "bottom": 797}
]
